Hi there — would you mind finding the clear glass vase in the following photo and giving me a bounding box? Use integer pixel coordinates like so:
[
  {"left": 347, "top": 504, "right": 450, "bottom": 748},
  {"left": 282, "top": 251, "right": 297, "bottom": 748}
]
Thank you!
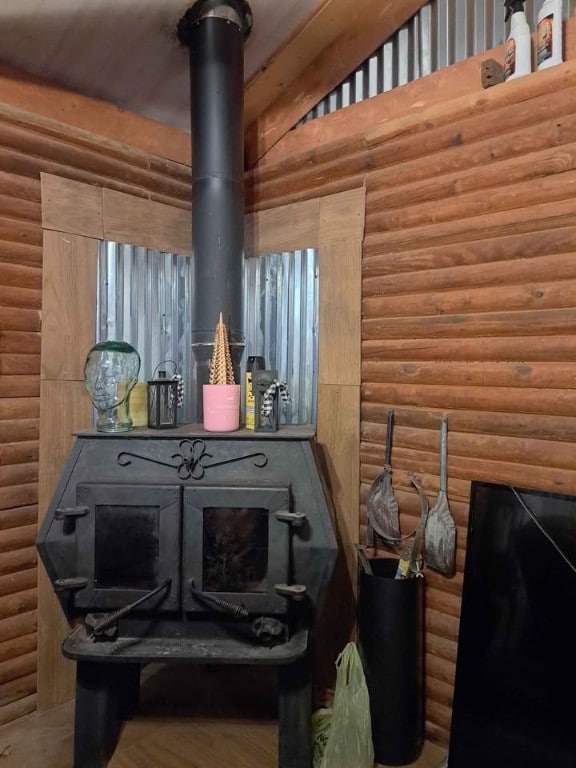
[{"left": 84, "top": 341, "right": 141, "bottom": 433}]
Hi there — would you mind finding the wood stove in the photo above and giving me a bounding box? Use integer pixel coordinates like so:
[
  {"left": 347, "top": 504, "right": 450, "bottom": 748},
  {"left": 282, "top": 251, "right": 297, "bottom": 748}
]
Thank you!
[
  {"left": 37, "top": 4, "right": 338, "bottom": 766},
  {"left": 37, "top": 426, "right": 337, "bottom": 768}
]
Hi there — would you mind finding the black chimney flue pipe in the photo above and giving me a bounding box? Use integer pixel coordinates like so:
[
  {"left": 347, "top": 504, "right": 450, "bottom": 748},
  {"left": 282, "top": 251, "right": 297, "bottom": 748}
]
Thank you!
[{"left": 178, "top": 0, "right": 252, "bottom": 419}]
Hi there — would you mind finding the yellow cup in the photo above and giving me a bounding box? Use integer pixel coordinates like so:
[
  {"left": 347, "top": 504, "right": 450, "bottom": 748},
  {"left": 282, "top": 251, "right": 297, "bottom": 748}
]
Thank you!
[{"left": 130, "top": 383, "right": 148, "bottom": 427}]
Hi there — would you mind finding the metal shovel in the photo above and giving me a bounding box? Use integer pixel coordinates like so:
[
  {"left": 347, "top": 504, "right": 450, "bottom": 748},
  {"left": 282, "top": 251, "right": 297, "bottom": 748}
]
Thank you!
[
  {"left": 424, "top": 417, "right": 456, "bottom": 577},
  {"left": 366, "top": 410, "right": 402, "bottom": 548}
]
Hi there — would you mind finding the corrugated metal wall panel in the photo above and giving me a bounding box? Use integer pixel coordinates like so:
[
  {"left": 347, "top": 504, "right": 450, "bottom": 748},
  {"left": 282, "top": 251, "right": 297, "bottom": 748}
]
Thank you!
[
  {"left": 98, "top": 246, "right": 319, "bottom": 426},
  {"left": 244, "top": 249, "right": 319, "bottom": 425},
  {"left": 97, "top": 243, "right": 194, "bottom": 423},
  {"left": 302, "top": 0, "right": 570, "bottom": 123}
]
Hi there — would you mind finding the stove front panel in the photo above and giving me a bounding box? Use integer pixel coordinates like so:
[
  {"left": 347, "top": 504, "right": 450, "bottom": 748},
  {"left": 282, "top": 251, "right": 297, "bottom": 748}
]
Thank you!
[{"left": 38, "top": 430, "right": 338, "bottom": 633}]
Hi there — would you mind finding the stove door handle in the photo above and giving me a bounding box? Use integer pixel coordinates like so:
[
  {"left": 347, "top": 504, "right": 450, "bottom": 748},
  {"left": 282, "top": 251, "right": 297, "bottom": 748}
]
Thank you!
[{"left": 55, "top": 505, "right": 89, "bottom": 520}]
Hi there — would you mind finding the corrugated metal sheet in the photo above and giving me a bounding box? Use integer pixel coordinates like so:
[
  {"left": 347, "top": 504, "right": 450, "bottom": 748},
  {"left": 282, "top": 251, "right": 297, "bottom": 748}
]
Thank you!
[
  {"left": 244, "top": 249, "right": 319, "bottom": 425},
  {"left": 97, "top": 244, "right": 319, "bottom": 426},
  {"left": 97, "top": 242, "right": 194, "bottom": 421},
  {"left": 302, "top": 0, "right": 570, "bottom": 122}
]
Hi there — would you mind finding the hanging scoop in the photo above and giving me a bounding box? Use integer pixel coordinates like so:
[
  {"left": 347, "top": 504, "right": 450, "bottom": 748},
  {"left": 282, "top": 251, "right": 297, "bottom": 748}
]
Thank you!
[
  {"left": 424, "top": 417, "right": 456, "bottom": 576},
  {"left": 366, "top": 410, "right": 402, "bottom": 548}
]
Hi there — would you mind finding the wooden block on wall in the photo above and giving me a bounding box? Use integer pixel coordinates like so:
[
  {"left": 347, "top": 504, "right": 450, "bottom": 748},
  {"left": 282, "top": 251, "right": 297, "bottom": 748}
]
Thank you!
[
  {"left": 37, "top": 566, "right": 75, "bottom": 711},
  {"left": 38, "top": 380, "right": 92, "bottom": 520},
  {"left": 103, "top": 189, "right": 192, "bottom": 256},
  {"left": 319, "top": 188, "right": 365, "bottom": 243},
  {"left": 41, "top": 173, "right": 104, "bottom": 240},
  {"left": 37, "top": 380, "right": 92, "bottom": 710},
  {"left": 245, "top": 198, "right": 320, "bottom": 256},
  {"left": 41, "top": 231, "right": 98, "bottom": 381},
  {"left": 316, "top": 383, "right": 361, "bottom": 579},
  {"left": 319, "top": 238, "right": 362, "bottom": 386}
]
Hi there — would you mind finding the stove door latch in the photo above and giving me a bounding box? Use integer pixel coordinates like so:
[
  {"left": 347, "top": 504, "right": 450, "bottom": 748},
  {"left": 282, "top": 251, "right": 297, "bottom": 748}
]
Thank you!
[
  {"left": 274, "top": 583, "right": 307, "bottom": 600},
  {"left": 54, "top": 505, "right": 89, "bottom": 520},
  {"left": 54, "top": 577, "right": 89, "bottom": 593},
  {"left": 274, "top": 510, "right": 306, "bottom": 528}
]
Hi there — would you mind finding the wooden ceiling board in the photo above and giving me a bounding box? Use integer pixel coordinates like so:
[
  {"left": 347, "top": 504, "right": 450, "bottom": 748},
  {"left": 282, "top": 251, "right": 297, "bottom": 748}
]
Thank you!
[
  {"left": 0, "top": 0, "right": 324, "bottom": 133},
  {"left": 245, "top": 0, "right": 360, "bottom": 126},
  {"left": 244, "top": 0, "right": 431, "bottom": 167}
]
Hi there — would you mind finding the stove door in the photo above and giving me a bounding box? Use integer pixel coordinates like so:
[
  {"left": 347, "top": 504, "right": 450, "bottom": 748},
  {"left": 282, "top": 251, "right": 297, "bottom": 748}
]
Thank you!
[
  {"left": 182, "top": 485, "right": 291, "bottom": 615},
  {"left": 74, "top": 483, "right": 181, "bottom": 611}
]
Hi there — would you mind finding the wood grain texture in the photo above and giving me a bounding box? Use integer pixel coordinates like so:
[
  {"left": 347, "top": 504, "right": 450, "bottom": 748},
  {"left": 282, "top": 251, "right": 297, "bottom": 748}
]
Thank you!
[
  {"left": 248, "top": 49, "right": 576, "bottom": 749},
  {"left": 0, "top": 91, "right": 194, "bottom": 725},
  {"left": 266, "top": 11, "right": 576, "bottom": 167},
  {"left": 0, "top": 64, "right": 191, "bottom": 166},
  {"left": 245, "top": 0, "right": 431, "bottom": 166},
  {"left": 40, "top": 231, "right": 98, "bottom": 381},
  {"left": 37, "top": 380, "right": 91, "bottom": 710},
  {"left": 319, "top": 239, "right": 362, "bottom": 386},
  {"left": 41, "top": 173, "right": 103, "bottom": 239},
  {"left": 0, "top": 671, "right": 36, "bottom": 711},
  {"left": 245, "top": 197, "right": 320, "bottom": 254},
  {"left": 102, "top": 188, "right": 192, "bottom": 255},
  {"left": 0, "top": 685, "right": 447, "bottom": 768}
]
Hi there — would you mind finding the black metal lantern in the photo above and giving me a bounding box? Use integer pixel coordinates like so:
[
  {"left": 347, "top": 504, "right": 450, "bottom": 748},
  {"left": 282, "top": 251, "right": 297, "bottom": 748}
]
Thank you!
[{"left": 147, "top": 372, "right": 178, "bottom": 429}]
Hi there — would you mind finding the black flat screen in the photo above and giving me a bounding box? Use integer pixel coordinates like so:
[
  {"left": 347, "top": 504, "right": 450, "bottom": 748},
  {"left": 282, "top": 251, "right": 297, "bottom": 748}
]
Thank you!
[{"left": 448, "top": 482, "right": 576, "bottom": 768}]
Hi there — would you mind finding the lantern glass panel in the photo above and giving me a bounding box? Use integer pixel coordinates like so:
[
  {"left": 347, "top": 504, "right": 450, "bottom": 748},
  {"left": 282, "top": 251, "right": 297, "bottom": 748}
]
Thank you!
[{"left": 147, "top": 379, "right": 178, "bottom": 429}]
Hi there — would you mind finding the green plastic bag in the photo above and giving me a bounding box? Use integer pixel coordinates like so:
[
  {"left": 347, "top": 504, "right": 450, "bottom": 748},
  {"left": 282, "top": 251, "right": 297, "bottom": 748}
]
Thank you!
[
  {"left": 315, "top": 642, "right": 374, "bottom": 768},
  {"left": 311, "top": 707, "right": 333, "bottom": 768}
]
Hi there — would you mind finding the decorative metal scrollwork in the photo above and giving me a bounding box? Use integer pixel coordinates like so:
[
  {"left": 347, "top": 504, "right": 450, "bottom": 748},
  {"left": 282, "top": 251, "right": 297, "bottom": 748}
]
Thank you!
[{"left": 117, "top": 439, "right": 268, "bottom": 480}]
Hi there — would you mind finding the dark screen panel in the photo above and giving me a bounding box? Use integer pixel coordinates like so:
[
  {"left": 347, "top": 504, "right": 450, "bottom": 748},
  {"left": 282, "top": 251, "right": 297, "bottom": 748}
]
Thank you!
[
  {"left": 202, "top": 507, "right": 268, "bottom": 593},
  {"left": 448, "top": 483, "right": 576, "bottom": 768},
  {"left": 94, "top": 504, "right": 159, "bottom": 590}
]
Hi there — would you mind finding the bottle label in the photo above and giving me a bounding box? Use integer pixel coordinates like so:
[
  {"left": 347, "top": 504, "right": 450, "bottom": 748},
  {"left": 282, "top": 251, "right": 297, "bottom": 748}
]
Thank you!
[
  {"left": 504, "top": 37, "right": 516, "bottom": 79},
  {"left": 245, "top": 372, "right": 255, "bottom": 429},
  {"left": 537, "top": 14, "right": 554, "bottom": 66}
]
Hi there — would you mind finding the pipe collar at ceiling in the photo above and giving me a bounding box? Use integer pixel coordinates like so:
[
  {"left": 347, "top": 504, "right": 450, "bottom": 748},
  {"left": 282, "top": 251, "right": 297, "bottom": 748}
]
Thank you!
[{"left": 177, "top": 0, "right": 252, "bottom": 42}]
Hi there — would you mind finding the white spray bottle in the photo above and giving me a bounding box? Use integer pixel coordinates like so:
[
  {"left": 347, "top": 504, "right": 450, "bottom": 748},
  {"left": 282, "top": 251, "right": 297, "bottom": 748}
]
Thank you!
[
  {"left": 504, "top": 0, "right": 532, "bottom": 81},
  {"left": 537, "top": 0, "right": 563, "bottom": 70}
]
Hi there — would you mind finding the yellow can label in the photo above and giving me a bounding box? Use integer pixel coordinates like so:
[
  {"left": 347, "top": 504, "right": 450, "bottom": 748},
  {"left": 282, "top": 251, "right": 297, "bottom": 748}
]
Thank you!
[{"left": 245, "top": 372, "right": 255, "bottom": 429}]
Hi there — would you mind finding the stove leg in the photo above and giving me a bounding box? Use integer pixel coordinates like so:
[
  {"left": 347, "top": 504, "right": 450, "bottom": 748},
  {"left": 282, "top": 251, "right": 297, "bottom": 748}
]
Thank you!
[
  {"left": 278, "top": 656, "right": 312, "bottom": 768},
  {"left": 119, "top": 663, "right": 141, "bottom": 720},
  {"left": 73, "top": 661, "right": 127, "bottom": 768}
]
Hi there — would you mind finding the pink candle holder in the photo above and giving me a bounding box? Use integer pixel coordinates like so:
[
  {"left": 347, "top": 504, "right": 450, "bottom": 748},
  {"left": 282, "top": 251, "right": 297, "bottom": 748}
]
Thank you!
[{"left": 202, "top": 384, "right": 240, "bottom": 432}]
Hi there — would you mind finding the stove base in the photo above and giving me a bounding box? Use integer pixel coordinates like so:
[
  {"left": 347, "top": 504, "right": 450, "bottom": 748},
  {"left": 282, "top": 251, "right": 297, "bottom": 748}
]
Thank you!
[{"left": 70, "top": 635, "right": 312, "bottom": 768}]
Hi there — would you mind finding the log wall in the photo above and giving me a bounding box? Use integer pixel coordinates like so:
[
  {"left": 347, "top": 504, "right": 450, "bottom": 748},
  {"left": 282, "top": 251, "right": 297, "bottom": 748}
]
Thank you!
[
  {"left": 0, "top": 102, "right": 191, "bottom": 725},
  {"left": 247, "top": 59, "right": 576, "bottom": 747}
]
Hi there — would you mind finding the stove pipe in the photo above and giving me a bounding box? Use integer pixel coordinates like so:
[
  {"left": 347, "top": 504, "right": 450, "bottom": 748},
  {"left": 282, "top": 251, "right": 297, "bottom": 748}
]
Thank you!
[{"left": 177, "top": 0, "right": 252, "bottom": 419}]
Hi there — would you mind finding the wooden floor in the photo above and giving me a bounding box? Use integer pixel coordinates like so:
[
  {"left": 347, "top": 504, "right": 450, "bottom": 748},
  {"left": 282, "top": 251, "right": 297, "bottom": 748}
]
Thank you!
[{"left": 0, "top": 665, "right": 446, "bottom": 768}]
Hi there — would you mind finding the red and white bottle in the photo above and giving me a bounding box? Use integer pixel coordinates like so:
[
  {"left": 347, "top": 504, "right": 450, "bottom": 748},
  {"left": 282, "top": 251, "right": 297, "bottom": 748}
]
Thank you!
[
  {"left": 537, "top": 0, "right": 563, "bottom": 70},
  {"left": 504, "top": 0, "right": 532, "bottom": 82}
]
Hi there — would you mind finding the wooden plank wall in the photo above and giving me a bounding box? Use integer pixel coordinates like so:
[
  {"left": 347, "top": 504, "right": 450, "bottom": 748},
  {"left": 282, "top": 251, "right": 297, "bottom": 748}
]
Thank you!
[
  {"left": 246, "top": 59, "right": 576, "bottom": 747},
  {"left": 0, "top": 103, "right": 191, "bottom": 725}
]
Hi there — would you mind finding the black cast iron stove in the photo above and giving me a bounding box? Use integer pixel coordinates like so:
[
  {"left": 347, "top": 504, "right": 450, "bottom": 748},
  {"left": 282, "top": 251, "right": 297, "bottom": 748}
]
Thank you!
[{"left": 37, "top": 425, "right": 337, "bottom": 768}]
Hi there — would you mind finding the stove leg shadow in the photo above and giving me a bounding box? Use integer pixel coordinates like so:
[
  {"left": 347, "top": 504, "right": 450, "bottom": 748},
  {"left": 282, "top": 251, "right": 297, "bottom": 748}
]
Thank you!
[
  {"left": 73, "top": 661, "right": 140, "bottom": 768},
  {"left": 72, "top": 654, "right": 312, "bottom": 768},
  {"left": 278, "top": 655, "right": 312, "bottom": 768}
]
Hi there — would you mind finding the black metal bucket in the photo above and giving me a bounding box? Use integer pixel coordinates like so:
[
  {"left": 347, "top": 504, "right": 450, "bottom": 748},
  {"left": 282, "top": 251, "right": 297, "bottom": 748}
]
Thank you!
[{"left": 358, "top": 558, "right": 425, "bottom": 765}]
